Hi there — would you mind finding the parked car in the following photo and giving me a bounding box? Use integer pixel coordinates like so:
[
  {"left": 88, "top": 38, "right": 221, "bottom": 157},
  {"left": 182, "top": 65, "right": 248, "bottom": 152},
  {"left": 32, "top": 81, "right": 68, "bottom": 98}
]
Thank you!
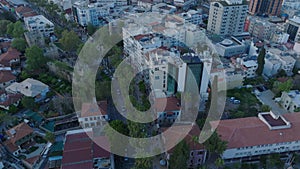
[{"left": 233, "top": 100, "right": 241, "bottom": 104}]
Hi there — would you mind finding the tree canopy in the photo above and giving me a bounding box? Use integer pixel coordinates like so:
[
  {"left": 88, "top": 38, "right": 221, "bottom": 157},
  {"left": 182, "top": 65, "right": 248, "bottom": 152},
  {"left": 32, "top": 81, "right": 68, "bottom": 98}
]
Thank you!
[
  {"left": 11, "top": 38, "right": 27, "bottom": 52},
  {"left": 169, "top": 140, "right": 190, "bottom": 169},
  {"left": 21, "top": 97, "right": 37, "bottom": 110},
  {"left": 273, "top": 79, "right": 293, "bottom": 94},
  {"left": 7, "top": 21, "right": 25, "bottom": 38},
  {"left": 87, "top": 23, "right": 97, "bottom": 36},
  {"left": 59, "top": 30, "right": 81, "bottom": 52},
  {"left": 256, "top": 47, "right": 266, "bottom": 76},
  {"left": 204, "top": 131, "right": 227, "bottom": 155},
  {"left": 0, "top": 20, "right": 11, "bottom": 36},
  {"left": 25, "top": 46, "right": 47, "bottom": 71},
  {"left": 45, "top": 132, "right": 55, "bottom": 143}
]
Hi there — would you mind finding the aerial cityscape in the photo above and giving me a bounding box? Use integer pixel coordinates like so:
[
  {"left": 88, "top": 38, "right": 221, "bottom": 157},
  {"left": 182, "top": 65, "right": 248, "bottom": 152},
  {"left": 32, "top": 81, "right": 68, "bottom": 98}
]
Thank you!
[{"left": 0, "top": 0, "right": 300, "bottom": 168}]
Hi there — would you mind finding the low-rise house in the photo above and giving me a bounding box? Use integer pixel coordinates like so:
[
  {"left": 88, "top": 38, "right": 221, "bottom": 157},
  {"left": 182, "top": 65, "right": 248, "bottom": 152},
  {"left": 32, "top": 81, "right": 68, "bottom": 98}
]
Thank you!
[
  {"left": 162, "top": 124, "right": 207, "bottom": 168},
  {"left": 4, "top": 122, "right": 34, "bottom": 156},
  {"left": 61, "top": 129, "right": 114, "bottom": 169},
  {"left": 78, "top": 100, "right": 109, "bottom": 128},
  {"left": 281, "top": 90, "right": 300, "bottom": 112},
  {"left": 0, "top": 70, "right": 16, "bottom": 90},
  {"left": 173, "top": 0, "right": 196, "bottom": 10},
  {"left": 15, "top": 6, "right": 37, "bottom": 20},
  {"left": 0, "top": 41, "right": 11, "bottom": 54},
  {"left": 152, "top": 3, "right": 176, "bottom": 14},
  {"left": 6, "top": 78, "right": 49, "bottom": 102},
  {"left": 263, "top": 54, "right": 282, "bottom": 77},
  {"left": 154, "top": 97, "right": 181, "bottom": 125},
  {"left": 263, "top": 49, "right": 296, "bottom": 77},
  {"left": 0, "top": 90, "right": 22, "bottom": 110},
  {"left": 241, "top": 60, "right": 258, "bottom": 78},
  {"left": 0, "top": 48, "right": 21, "bottom": 68},
  {"left": 211, "top": 111, "right": 300, "bottom": 162},
  {"left": 177, "top": 10, "right": 203, "bottom": 25},
  {"left": 24, "top": 15, "right": 54, "bottom": 37}
]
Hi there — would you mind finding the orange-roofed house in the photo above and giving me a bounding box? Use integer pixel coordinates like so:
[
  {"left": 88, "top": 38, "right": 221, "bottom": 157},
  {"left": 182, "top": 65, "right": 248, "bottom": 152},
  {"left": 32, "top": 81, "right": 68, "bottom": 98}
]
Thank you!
[
  {"left": 0, "top": 70, "right": 16, "bottom": 89},
  {"left": 154, "top": 96, "right": 181, "bottom": 125},
  {"left": 78, "top": 100, "right": 109, "bottom": 128},
  {"left": 61, "top": 129, "right": 114, "bottom": 169},
  {"left": 0, "top": 47, "right": 21, "bottom": 68},
  {"left": 211, "top": 111, "right": 300, "bottom": 162},
  {"left": 5, "top": 122, "right": 34, "bottom": 156}
]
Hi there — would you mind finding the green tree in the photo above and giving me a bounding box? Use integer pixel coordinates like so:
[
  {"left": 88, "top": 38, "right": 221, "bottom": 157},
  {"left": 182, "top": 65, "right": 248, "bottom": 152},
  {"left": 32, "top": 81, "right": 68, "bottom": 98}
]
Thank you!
[
  {"left": 59, "top": 30, "right": 81, "bottom": 52},
  {"left": 105, "top": 120, "right": 129, "bottom": 153},
  {"left": 215, "top": 158, "right": 224, "bottom": 168},
  {"left": 294, "top": 107, "right": 300, "bottom": 112},
  {"left": 169, "top": 141, "right": 190, "bottom": 169},
  {"left": 6, "top": 22, "right": 14, "bottom": 36},
  {"left": 87, "top": 23, "right": 97, "bottom": 35},
  {"left": 261, "top": 105, "right": 271, "bottom": 112},
  {"left": 274, "top": 79, "right": 293, "bottom": 93},
  {"left": 277, "top": 69, "right": 287, "bottom": 77},
  {"left": 25, "top": 46, "right": 47, "bottom": 71},
  {"left": 204, "top": 131, "right": 227, "bottom": 156},
  {"left": 256, "top": 47, "right": 266, "bottom": 76},
  {"left": 0, "top": 20, "right": 11, "bottom": 36},
  {"left": 132, "top": 157, "right": 153, "bottom": 169},
  {"left": 45, "top": 132, "right": 55, "bottom": 143},
  {"left": 11, "top": 38, "right": 27, "bottom": 52},
  {"left": 12, "top": 21, "right": 25, "bottom": 38},
  {"left": 21, "top": 97, "right": 37, "bottom": 110}
]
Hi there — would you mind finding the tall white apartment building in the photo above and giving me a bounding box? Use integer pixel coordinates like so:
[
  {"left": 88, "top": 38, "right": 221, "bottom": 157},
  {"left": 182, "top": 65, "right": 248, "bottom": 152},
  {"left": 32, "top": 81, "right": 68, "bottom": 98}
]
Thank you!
[
  {"left": 122, "top": 13, "right": 210, "bottom": 99},
  {"left": 207, "top": 0, "right": 248, "bottom": 36},
  {"left": 211, "top": 111, "right": 300, "bottom": 162},
  {"left": 24, "top": 15, "right": 54, "bottom": 37},
  {"left": 72, "top": 1, "right": 113, "bottom": 27}
]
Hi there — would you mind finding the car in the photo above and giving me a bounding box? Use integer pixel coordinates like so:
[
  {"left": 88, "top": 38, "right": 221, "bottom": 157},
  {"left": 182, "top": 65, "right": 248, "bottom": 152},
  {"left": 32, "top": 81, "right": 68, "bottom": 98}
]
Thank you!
[
  {"left": 121, "top": 106, "right": 126, "bottom": 112},
  {"left": 116, "top": 89, "right": 121, "bottom": 95},
  {"left": 229, "top": 97, "right": 235, "bottom": 102},
  {"left": 233, "top": 100, "right": 241, "bottom": 104}
]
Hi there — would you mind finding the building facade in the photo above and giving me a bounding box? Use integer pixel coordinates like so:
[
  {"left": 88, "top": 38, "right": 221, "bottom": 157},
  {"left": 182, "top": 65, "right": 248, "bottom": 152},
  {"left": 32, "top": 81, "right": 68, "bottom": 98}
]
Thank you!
[
  {"left": 211, "top": 111, "right": 300, "bottom": 162},
  {"left": 24, "top": 15, "right": 54, "bottom": 37},
  {"left": 281, "top": 90, "right": 300, "bottom": 112},
  {"left": 207, "top": 0, "right": 248, "bottom": 36},
  {"left": 287, "top": 17, "right": 300, "bottom": 42},
  {"left": 249, "top": 0, "right": 283, "bottom": 16}
]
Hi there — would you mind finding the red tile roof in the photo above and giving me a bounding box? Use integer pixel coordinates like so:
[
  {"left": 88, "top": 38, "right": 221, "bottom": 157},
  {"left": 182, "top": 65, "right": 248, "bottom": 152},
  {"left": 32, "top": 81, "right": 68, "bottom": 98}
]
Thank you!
[
  {"left": 0, "top": 42, "right": 11, "bottom": 50},
  {"left": 0, "top": 48, "right": 20, "bottom": 66},
  {"left": 80, "top": 100, "right": 108, "bottom": 118},
  {"left": 6, "top": 122, "right": 33, "bottom": 145},
  {"left": 0, "top": 70, "right": 16, "bottom": 83},
  {"left": 62, "top": 131, "right": 110, "bottom": 169},
  {"left": 0, "top": 92, "right": 22, "bottom": 107},
  {"left": 4, "top": 140, "right": 19, "bottom": 152},
  {"left": 154, "top": 97, "right": 180, "bottom": 112},
  {"left": 23, "top": 11, "right": 38, "bottom": 18},
  {"left": 210, "top": 113, "right": 300, "bottom": 149},
  {"left": 15, "top": 6, "right": 33, "bottom": 14}
]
